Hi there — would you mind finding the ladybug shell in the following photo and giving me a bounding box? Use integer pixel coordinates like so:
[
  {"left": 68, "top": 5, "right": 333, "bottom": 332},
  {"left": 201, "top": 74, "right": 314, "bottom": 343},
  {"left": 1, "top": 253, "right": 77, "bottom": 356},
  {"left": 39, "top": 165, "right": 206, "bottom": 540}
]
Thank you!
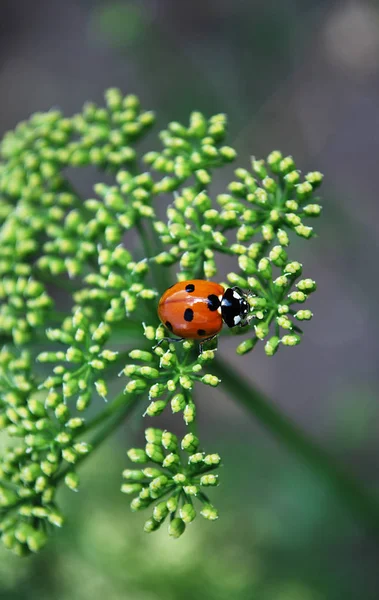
[{"left": 158, "top": 280, "right": 225, "bottom": 340}]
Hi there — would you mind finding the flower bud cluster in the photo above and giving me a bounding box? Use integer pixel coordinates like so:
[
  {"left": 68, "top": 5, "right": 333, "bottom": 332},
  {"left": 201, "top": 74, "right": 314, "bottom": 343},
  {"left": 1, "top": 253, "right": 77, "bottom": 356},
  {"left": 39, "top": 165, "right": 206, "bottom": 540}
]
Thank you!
[
  {"left": 0, "top": 348, "right": 90, "bottom": 555},
  {"left": 84, "top": 170, "right": 155, "bottom": 239},
  {"left": 231, "top": 253, "right": 316, "bottom": 355},
  {"left": 0, "top": 276, "right": 52, "bottom": 345},
  {"left": 221, "top": 153, "right": 322, "bottom": 248},
  {"left": 122, "top": 325, "right": 220, "bottom": 424},
  {"left": 38, "top": 309, "right": 119, "bottom": 407},
  {"left": 122, "top": 427, "right": 220, "bottom": 537},
  {"left": 144, "top": 112, "right": 236, "bottom": 193},
  {"left": 73, "top": 246, "right": 156, "bottom": 322},
  {"left": 153, "top": 189, "right": 244, "bottom": 280}
]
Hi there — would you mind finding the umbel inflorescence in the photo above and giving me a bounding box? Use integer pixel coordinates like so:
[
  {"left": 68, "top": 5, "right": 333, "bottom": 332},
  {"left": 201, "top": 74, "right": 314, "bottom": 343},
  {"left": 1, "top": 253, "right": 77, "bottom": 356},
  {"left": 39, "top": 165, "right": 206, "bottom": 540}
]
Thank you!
[{"left": 0, "top": 88, "right": 322, "bottom": 555}]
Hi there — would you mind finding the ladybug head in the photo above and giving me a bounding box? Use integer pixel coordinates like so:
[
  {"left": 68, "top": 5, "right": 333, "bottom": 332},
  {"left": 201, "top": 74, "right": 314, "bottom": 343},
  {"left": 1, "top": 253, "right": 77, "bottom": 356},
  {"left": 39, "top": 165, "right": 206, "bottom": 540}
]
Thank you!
[{"left": 221, "top": 286, "right": 250, "bottom": 328}]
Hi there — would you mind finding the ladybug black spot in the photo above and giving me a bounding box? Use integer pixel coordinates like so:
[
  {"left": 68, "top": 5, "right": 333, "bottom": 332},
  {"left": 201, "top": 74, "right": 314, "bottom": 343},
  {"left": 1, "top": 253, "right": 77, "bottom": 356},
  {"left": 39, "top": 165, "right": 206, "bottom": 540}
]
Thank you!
[
  {"left": 197, "top": 329, "right": 206, "bottom": 336},
  {"left": 184, "top": 308, "right": 194, "bottom": 322},
  {"left": 165, "top": 321, "right": 173, "bottom": 331},
  {"left": 185, "top": 284, "right": 195, "bottom": 293},
  {"left": 207, "top": 294, "right": 220, "bottom": 311}
]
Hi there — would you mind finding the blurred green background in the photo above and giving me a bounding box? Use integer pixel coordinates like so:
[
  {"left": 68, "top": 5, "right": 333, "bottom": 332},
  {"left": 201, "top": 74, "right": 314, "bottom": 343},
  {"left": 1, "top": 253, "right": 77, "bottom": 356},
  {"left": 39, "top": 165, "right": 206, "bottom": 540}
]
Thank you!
[{"left": 1, "top": 0, "right": 379, "bottom": 598}]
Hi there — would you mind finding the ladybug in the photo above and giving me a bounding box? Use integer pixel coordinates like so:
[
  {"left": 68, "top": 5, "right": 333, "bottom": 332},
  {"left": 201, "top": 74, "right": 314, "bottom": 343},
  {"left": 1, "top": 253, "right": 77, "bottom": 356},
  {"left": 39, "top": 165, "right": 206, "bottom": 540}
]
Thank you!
[{"left": 157, "top": 280, "right": 251, "bottom": 345}]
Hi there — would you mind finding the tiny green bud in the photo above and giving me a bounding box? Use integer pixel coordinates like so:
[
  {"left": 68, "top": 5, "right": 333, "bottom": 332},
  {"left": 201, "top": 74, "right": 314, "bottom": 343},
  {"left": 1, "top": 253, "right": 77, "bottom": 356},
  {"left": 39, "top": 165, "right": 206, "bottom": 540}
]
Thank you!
[
  {"left": 183, "top": 401, "right": 196, "bottom": 422},
  {"left": 146, "top": 401, "right": 167, "bottom": 417},
  {"left": 204, "top": 453, "right": 221, "bottom": 466},
  {"left": 168, "top": 393, "right": 185, "bottom": 415},
  {"left": 295, "top": 309, "right": 313, "bottom": 321},
  {"left": 168, "top": 517, "right": 186, "bottom": 538},
  {"left": 200, "top": 474, "right": 218, "bottom": 486},
  {"left": 201, "top": 374, "right": 220, "bottom": 387},
  {"left": 153, "top": 502, "right": 169, "bottom": 523},
  {"left": 145, "top": 443, "right": 165, "bottom": 464},
  {"left": 145, "top": 427, "right": 163, "bottom": 444},
  {"left": 236, "top": 338, "right": 258, "bottom": 355},
  {"left": 166, "top": 496, "right": 179, "bottom": 513},
  {"left": 296, "top": 278, "right": 316, "bottom": 293},
  {"left": 65, "top": 472, "right": 80, "bottom": 492},
  {"left": 281, "top": 334, "right": 301, "bottom": 346},
  {"left": 127, "top": 448, "right": 148, "bottom": 464},
  {"left": 180, "top": 503, "right": 196, "bottom": 524},
  {"left": 162, "top": 453, "right": 180, "bottom": 468},
  {"left": 161, "top": 431, "right": 178, "bottom": 452},
  {"left": 277, "top": 316, "right": 292, "bottom": 330},
  {"left": 144, "top": 518, "right": 161, "bottom": 533},
  {"left": 181, "top": 433, "right": 199, "bottom": 453},
  {"left": 200, "top": 503, "right": 219, "bottom": 520},
  {"left": 265, "top": 336, "right": 280, "bottom": 356}
]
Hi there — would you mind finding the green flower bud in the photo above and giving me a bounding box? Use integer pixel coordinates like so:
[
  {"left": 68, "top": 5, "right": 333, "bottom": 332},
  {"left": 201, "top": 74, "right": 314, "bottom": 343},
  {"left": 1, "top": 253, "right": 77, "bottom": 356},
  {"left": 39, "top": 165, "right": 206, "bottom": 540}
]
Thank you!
[
  {"left": 258, "top": 258, "right": 272, "bottom": 279},
  {"left": 236, "top": 337, "right": 258, "bottom": 355},
  {"left": 238, "top": 255, "right": 256, "bottom": 274},
  {"left": 295, "top": 224, "right": 313, "bottom": 239},
  {"left": 162, "top": 431, "right": 178, "bottom": 452},
  {"left": 168, "top": 517, "right": 186, "bottom": 538},
  {"left": 130, "top": 497, "right": 150, "bottom": 512},
  {"left": 180, "top": 503, "right": 196, "bottom": 524},
  {"left": 201, "top": 374, "right": 220, "bottom": 387},
  {"left": 285, "top": 261, "right": 302, "bottom": 276},
  {"left": 144, "top": 518, "right": 161, "bottom": 533},
  {"left": 121, "top": 483, "right": 143, "bottom": 495},
  {"left": 277, "top": 229, "right": 289, "bottom": 247},
  {"left": 284, "top": 171, "right": 300, "bottom": 188},
  {"left": 62, "top": 448, "right": 78, "bottom": 464},
  {"left": 162, "top": 453, "right": 180, "bottom": 468},
  {"left": 204, "top": 453, "right": 221, "bottom": 466},
  {"left": 153, "top": 501, "right": 169, "bottom": 523},
  {"left": 200, "top": 474, "right": 218, "bottom": 486},
  {"left": 149, "top": 475, "right": 168, "bottom": 495},
  {"left": 294, "top": 309, "right": 313, "bottom": 321},
  {"left": 303, "top": 203, "right": 322, "bottom": 216},
  {"left": 171, "top": 394, "right": 186, "bottom": 413},
  {"left": 303, "top": 171, "right": 322, "bottom": 188},
  {"left": 273, "top": 275, "right": 289, "bottom": 288},
  {"left": 183, "top": 402, "right": 196, "bottom": 425},
  {"left": 179, "top": 375, "right": 192, "bottom": 390},
  {"left": 143, "top": 467, "right": 163, "bottom": 479},
  {"left": 145, "top": 427, "right": 163, "bottom": 444},
  {"left": 281, "top": 334, "right": 301, "bottom": 346},
  {"left": 124, "top": 379, "right": 147, "bottom": 394},
  {"left": 189, "top": 452, "right": 204, "bottom": 464},
  {"left": 122, "top": 469, "right": 145, "bottom": 481},
  {"left": 127, "top": 448, "right": 148, "bottom": 464},
  {"left": 265, "top": 336, "right": 280, "bottom": 356},
  {"left": 145, "top": 443, "right": 165, "bottom": 464},
  {"left": 129, "top": 350, "right": 154, "bottom": 362},
  {"left": 65, "top": 472, "right": 80, "bottom": 492},
  {"left": 255, "top": 323, "right": 269, "bottom": 340},
  {"left": 277, "top": 316, "right": 292, "bottom": 330},
  {"left": 146, "top": 401, "right": 167, "bottom": 417},
  {"left": 296, "top": 279, "right": 316, "bottom": 293},
  {"left": 269, "top": 245, "right": 288, "bottom": 267},
  {"left": 296, "top": 181, "right": 313, "bottom": 200},
  {"left": 166, "top": 495, "right": 179, "bottom": 513},
  {"left": 181, "top": 433, "right": 199, "bottom": 453},
  {"left": 200, "top": 503, "right": 219, "bottom": 520},
  {"left": 27, "top": 529, "right": 48, "bottom": 553},
  {"left": 183, "top": 485, "right": 198, "bottom": 496}
]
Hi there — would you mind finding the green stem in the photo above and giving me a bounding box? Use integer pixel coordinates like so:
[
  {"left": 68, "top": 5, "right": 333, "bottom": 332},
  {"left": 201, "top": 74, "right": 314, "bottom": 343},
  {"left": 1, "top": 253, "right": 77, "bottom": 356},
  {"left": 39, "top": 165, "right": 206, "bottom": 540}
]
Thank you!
[{"left": 212, "top": 357, "right": 379, "bottom": 533}]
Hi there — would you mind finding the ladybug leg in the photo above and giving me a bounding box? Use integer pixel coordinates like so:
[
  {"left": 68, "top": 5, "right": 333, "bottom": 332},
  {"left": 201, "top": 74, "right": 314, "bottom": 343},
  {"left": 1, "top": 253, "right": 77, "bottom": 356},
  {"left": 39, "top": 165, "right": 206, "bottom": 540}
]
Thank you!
[
  {"left": 199, "top": 334, "right": 218, "bottom": 354},
  {"left": 240, "top": 314, "right": 255, "bottom": 328},
  {"left": 152, "top": 336, "right": 184, "bottom": 350}
]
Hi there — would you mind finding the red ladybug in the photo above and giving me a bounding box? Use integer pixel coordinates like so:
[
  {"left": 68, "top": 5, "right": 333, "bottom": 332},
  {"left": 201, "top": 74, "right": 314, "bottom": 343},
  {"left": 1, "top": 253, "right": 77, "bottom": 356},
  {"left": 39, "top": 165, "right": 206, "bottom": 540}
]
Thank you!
[{"left": 158, "top": 279, "right": 250, "bottom": 343}]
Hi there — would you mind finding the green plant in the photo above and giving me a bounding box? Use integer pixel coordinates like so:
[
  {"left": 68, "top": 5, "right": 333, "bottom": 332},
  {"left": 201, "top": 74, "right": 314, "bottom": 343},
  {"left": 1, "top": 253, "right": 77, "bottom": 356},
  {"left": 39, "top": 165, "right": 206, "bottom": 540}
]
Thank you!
[{"left": 0, "top": 88, "right": 378, "bottom": 556}]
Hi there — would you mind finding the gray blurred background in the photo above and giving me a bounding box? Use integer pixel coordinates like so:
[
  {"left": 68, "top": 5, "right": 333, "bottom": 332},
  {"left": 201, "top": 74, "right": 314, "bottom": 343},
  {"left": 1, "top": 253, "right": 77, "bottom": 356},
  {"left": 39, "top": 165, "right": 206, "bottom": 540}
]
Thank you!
[{"left": 1, "top": 1, "right": 379, "bottom": 598}]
